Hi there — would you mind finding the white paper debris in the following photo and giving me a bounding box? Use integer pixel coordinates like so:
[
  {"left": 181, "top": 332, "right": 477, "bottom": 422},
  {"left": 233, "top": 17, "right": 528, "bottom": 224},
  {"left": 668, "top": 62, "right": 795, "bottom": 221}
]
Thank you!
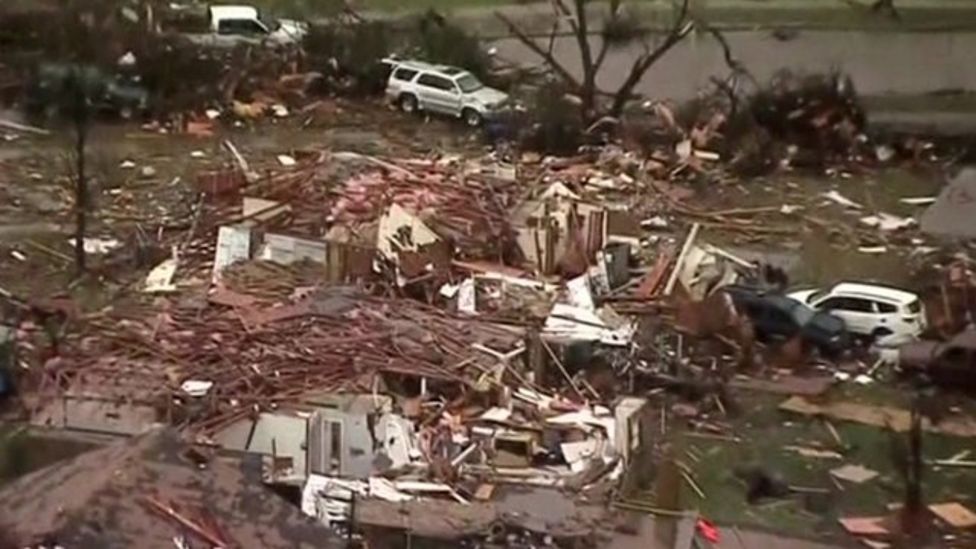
[
  {"left": 875, "top": 145, "right": 896, "bottom": 162},
  {"left": 854, "top": 374, "right": 874, "bottom": 385},
  {"left": 439, "top": 282, "right": 460, "bottom": 299},
  {"left": 118, "top": 51, "right": 137, "bottom": 67},
  {"left": 457, "top": 277, "right": 476, "bottom": 315},
  {"left": 857, "top": 246, "right": 888, "bottom": 254},
  {"left": 480, "top": 407, "right": 513, "bottom": 422},
  {"left": 641, "top": 216, "right": 669, "bottom": 229},
  {"left": 859, "top": 212, "right": 916, "bottom": 231},
  {"left": 181, "top": 380, "right": 214, "bottom": 396},
  {"left": 561, "top": 440, "right": 599, "bottom": 473},
  {"left": 693, "top": 149, "right": 720, "bottom": 161},
  {"left": 899, "top": 196, "right": 936, "bottom": 206},
  {"left": 277, "top": 154, "right": 297, "bottom": 167},
  {"left": 145, "top": 248, "right": 180, "bottom": 293},
  {"left": 565, "top": 275, "right": 595, "bottom": 311},
  {"left": 821, "top": 190, "right": 863, "bottom": 210},
  {"left": 68, "top": 237, "right": 121, "bottom": 255}
]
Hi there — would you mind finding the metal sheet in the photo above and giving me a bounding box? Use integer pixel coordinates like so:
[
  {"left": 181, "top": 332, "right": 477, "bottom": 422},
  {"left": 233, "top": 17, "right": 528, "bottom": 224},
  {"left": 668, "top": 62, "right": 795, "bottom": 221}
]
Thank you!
[
  {"left": 213, "top": 225, "right": 253, "bottom": 276},
  {"left": 261, "top": 233, "right": 328, "bottom": 265}
]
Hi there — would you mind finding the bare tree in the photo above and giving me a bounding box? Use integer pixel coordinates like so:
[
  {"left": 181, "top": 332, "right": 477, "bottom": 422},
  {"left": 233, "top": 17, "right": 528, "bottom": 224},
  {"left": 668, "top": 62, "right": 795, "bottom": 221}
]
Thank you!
[
  {"left": 497, "top": 0, "right": 694, "bottom": 122},
  {"left": 890, "top": 395, "right": 926, "bottom": 540},
  {"left": 68, "top": 73, "right": 94, "bottom": 276},
  {"left": 46, "top": 67, "right": 102, "bottom": 275}
]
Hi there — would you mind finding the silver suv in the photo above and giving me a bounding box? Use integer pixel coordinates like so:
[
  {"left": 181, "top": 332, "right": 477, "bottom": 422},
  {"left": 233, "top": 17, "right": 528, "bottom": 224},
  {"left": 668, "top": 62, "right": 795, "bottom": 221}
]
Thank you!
[{"left": 384, "top": 59, "right": 509, "bottom": 127}]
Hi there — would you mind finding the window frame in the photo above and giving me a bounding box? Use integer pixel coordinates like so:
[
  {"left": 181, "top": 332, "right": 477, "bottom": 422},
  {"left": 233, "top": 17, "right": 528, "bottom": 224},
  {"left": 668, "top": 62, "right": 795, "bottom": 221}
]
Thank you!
[
  {"left": 217, "top": 18, "right": 268, "bottom": 36},
  {"left": 417, "top": 73, "right": 458, "bottom": 92},
  {"left": 392, "top": 67, "right": 419, "bottom": 82}
]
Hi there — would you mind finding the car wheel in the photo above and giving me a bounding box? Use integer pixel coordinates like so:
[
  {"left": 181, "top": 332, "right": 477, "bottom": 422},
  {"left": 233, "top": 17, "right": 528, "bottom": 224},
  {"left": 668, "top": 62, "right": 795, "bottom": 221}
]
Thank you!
[
  {"left": 462, "top": 108, "right": 482, "bottom": 127},
  {"left": 399, "top": 94, "right": 418, "bottom": 114},
  {"left": 871, "top": 327, "right": 893, "bottom": 342}
]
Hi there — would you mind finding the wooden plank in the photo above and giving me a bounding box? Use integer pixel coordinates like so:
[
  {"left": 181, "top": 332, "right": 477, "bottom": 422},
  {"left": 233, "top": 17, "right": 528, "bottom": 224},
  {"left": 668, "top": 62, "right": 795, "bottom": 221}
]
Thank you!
[
  {"left": 636, "top": 247, "right": 674, "bottom": 298},
  {"left": 838, "top": 516, "right": 889, "bottom": 536},
  {"left": 929, "top": 502, "right": 976, "bottom": 528},
  {"left": 779, "top": 397, "right": 976, "bottom": 438},
  {"left": 731, "top": 375, "right": 834, "bottom": 397},
  {"left": 474, "top": 483, "right": 495, "bottom": 501}
]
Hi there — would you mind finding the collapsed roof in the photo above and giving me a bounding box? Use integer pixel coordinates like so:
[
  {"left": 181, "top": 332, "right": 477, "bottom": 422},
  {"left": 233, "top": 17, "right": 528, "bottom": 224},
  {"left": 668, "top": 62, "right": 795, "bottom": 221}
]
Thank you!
[{"left": 0, "top": 429, "right": 340, "bottom": 549}]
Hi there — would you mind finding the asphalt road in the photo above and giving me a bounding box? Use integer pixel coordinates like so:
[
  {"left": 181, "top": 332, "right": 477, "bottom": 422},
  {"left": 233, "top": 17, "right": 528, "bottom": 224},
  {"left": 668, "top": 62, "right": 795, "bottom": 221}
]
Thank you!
[{"left": 489, "top": 29, "right": 976, "bottom": 102}]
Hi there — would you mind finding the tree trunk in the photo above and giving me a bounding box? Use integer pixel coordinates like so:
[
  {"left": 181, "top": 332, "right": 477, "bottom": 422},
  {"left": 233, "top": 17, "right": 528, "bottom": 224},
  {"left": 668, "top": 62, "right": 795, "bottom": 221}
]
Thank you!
[
  {"left": 569, "top": 0, "right": 598, "bottom": 121},
  {"left": 74, "top": 121, "right": 88, "bottom": 275}
]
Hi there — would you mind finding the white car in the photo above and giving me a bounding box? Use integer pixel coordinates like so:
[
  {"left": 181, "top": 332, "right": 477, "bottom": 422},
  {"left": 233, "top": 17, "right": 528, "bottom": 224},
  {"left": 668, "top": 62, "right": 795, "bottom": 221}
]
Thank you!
[
  {"left": 789, "top": 282, "right": 927, "bottom": 342},
  {"left": 383, "top": 59, "right": 509, "bottom": 127},
  {"left": 182, "top": 5, "right": 308, "bottom": 48}
]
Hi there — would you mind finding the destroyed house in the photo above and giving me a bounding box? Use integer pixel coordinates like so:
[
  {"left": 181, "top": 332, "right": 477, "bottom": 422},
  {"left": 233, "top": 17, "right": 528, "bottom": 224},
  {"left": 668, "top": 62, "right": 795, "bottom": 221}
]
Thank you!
[{"left": 0, "top": 429, "right": 340, "bottom": 549}]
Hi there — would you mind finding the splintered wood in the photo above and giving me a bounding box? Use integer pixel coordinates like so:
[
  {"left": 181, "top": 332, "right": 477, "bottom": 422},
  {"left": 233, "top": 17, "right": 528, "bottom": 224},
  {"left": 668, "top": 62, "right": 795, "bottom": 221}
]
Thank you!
[
  {"left": 44, "top": 286, "right": 525, "bottom": 435},
  {"left": 250, "top": 152, "right": 522, "bottom": 261}
]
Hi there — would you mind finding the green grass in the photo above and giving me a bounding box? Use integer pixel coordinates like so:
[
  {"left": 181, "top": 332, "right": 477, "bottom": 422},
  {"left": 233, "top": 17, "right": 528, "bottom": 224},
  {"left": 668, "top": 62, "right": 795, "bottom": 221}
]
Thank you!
[{"left": 634, "top": 384, "right": 976, "bottom": 541}]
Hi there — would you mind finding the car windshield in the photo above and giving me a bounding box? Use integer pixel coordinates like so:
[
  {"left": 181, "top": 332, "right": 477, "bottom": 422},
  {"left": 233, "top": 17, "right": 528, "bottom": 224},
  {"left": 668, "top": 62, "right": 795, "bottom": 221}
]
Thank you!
[
  {"left": 258, "top": 12, "right": 280, "bottom": 31},
  {"left": 456, "top": 74, "right": 483, "bottom": 93},
  {"left": 788, "top": 301, "right": 815, "bottom": 325},
  {"left": 807, "top": 289, "right": 827, "bottom": 304}
]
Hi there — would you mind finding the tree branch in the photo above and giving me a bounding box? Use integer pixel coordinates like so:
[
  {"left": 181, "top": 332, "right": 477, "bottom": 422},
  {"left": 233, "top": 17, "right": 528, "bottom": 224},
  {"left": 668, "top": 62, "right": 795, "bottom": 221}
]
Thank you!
[
  {"left": 705, "top": 24, "right": 757, "bottom": 88},
  {"left": 611, "top": 21, "right": 693, "bottom": 115},
  {"left": 594, "top": 0, "right": 623, "bottom": 72},
  {"left": 567, "top": 0, "right": 594, "bottom": 82},
  {"left": 609, "top": 0, "right": 693, "bottom": 116},
  {"left": 495, "top": 11, "right": 582, "bottom": 90},
  {"left": 593, "top": 38, "right": 611, "bottom": 74},
  {"left": 553, "top": 0, "right": 577, "bottom": 28},
  {"left": 547, "top": 20, "right": 559, "bottom": 57}
]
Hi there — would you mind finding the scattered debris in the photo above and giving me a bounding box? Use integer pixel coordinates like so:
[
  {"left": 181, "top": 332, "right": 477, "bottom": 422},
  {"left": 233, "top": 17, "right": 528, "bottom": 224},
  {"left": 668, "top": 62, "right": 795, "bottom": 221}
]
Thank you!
[
  {"left": 822, "top": 190, "right": 863, "bottom": 210},
  {"left": 780, "top": 396, "right": 976, "bottom": 437},
  {"left": 830, "top": 464, "right": 879, "bottom": 484}
]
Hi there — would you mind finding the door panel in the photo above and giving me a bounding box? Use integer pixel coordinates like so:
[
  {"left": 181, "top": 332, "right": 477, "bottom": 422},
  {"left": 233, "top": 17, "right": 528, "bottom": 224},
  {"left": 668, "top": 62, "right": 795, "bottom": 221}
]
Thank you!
[
  {"left": 818, "top": 297, "right": 873, "bottom": 334},
  {"left": 415, "top": 74, "right": 460, "bottom": 114}
]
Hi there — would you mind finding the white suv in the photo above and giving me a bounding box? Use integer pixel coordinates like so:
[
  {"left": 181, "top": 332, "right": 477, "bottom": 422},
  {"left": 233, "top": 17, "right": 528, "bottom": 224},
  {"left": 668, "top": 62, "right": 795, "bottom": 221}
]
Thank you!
[
  {"left": 789, "top": 282, "right": 927, "bottom": 343},
  {"left": 383, "top": 59, "right": 509, "bottom": 127}
]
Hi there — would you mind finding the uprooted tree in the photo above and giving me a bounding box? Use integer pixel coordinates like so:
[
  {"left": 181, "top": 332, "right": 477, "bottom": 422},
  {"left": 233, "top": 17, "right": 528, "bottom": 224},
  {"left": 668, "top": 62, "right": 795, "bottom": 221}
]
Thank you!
[{"left": 497, "top": 0, "right": 694, "bottom": 123}]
